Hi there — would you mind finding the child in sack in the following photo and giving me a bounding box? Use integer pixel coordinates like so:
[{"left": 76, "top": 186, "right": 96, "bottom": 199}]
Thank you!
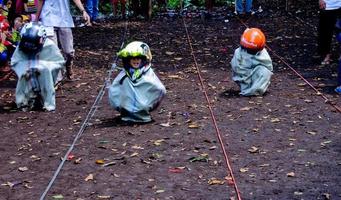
[
  {"left": 11, "top": 22, "right": 65, "bottom": 111},
  {"left": 230, "top": 28, "right": 273, "bottom": 96},
  {"left": 108, "top": 41, "right": 166, "bottom": 123}
]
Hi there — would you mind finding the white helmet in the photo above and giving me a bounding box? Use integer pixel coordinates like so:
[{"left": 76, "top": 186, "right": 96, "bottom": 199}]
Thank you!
[
  {"left": 19, "top": 22, "right": 47, "bottom": 54},
  {"left": 117, "top": 41, "right": 152, "bottom": 62}
]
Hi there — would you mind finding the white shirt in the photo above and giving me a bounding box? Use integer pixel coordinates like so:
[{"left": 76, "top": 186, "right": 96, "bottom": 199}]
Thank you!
[
  {"left": 325, "top": 0, "right": 341, "bottom": 10},
  {"left": 40, "top": 0, "right": 74, "bottom": 28}
]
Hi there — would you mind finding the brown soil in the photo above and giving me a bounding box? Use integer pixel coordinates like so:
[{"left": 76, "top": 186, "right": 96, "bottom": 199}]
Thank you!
[{"left": 0, "top": 5, "right": 340, "bottom": 200}]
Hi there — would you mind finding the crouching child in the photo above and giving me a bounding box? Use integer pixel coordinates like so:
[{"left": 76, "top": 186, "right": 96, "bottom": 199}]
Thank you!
[
  {"left": 11, "top": 22, "right": 65, "bottom": 111},
  {"left": 231, "top": 28, "right": 273, "bottom": 96},
  {"left": 109, "top": 41, "right": 166, "bottom": 123}
]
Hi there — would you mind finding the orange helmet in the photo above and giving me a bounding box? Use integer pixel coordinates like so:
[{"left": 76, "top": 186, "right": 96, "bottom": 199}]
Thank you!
[{"left": 240, "top": 28, "right": 266, "bottom": 51}]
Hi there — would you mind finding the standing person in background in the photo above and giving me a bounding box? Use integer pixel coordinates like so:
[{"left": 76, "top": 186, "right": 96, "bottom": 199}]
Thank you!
[
  {"left": 235, "top": 0, "right": 253, "bottom": 16},
  {"left": 335, "top": 18, "right": 341, "bottom": 94},
  {"left": 36, "top": 0, "right": 90, "bottom": 81},
  {"left": 317, "top": 0, "right": 341, "bottom": 65},
  {"left": 111, "top": 0, "right": 126, "bottom": 19},
  {"left": 86, "top": 0, "right": 99, "bottom": 25},
  {"left": 131, "top": 0, "right": 151, "bottom": 20},
  {"left": 205, "top": 0, "right": 213, "bottom": 13}
]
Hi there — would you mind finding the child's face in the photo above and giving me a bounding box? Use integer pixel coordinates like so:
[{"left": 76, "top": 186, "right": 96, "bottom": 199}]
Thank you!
[{"left": 129, "top": 57, "right": 142, "bottom": 69}]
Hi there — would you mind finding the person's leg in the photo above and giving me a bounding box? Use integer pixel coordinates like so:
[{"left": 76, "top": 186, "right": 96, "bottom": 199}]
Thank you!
[
  {"left": 112, "top": 0, "right": 118, "bottom": 16},
  {"left": 245, "top": 0, "right": 253, "bottom": 13},
  {"left": 57, "top": 28, "right": 75, "bottom": 80},
  {"left": 121, "top": 0, "right": 126, "bottom": 17},
  {"left": 335, "top": 56, "right": 341, "bottom": 93},
  {"left": 86, "top": 0, "right": 94, "bottom": 21},
  {"left": 235, "top": 0, "right": 244, "bottom": 14},
  {"left": 318, "top": 9, "right": 338, "bottom": 63},
  {"left": 92, "top": 0, "right": 99, "bottom": 21},
  {"left": 205, "top": 0, "right": 213, "bottom": 13}
]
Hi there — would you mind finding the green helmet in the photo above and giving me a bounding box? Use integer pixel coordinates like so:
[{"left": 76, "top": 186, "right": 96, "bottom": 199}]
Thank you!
[{"left": 117, "top": 41, "right": 152, "bottom": 62}]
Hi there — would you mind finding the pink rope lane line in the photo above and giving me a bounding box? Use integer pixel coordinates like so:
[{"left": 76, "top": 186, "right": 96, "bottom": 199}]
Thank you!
[
  {"left": 182, "top": 18, "right": 243, "bottom": 200},
  {"left": 238, "top": 19, "right": 341, "bottom": 113}
]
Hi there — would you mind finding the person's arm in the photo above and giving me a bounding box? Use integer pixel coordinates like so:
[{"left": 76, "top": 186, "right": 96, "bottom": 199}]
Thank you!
[{"left": 72, "top": 0, "right": 91, "bottom": 25}]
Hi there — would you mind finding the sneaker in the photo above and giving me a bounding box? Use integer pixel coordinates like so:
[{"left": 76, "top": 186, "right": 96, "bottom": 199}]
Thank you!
[{"left": 335, "top": 86, "right": 341, "bottom": 94}]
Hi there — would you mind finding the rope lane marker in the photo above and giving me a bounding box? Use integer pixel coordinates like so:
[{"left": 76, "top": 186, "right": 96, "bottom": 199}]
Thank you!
[
  {"left": 39, "top": 20, "right": 129, "bottom": 200},
  {"left": 182, "top": 17, "right": 243, "bottom": 200}
]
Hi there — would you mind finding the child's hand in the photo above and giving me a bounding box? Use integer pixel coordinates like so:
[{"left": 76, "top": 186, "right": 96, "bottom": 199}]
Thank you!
[
  {"left": 1, "top": 32, "right": 6, "bottom": 42},
  {"left": 319, "top": 0, "right": 326, "bottom": 9}
]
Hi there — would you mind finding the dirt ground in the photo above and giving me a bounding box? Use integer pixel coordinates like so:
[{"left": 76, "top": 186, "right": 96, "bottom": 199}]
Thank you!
[{"left": 0, "top": 4, "right": 340, "bottom": 200}]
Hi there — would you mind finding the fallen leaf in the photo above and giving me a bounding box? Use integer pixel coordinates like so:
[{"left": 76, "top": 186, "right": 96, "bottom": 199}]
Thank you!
[
  {"left": 294, "top": 191, "right": 303, "bottom": 195},
  {"left": 209, "top": 146, "right": 217, "bottom": 150},
  {"left": 322, "top": 193, "right": 331, "bottom": 200},
  {"left": 2, "top": 181, "right": 22, "bottom": 188},
  {"left": 155, "top": 189, "right": 165, "bottom": 193},
  {"left": 52, "top": 194, "right": 64, "bottom": 199},
  {"left": 168, "top": 167, "right": 184, "bottom": 173},
  {"left": 239, "top": 168, "right": 249, "bottom": 173},
  {"left": 24, "top": 183, "right": 32, "bottom": 189},
  {"left": 18, "top": 167, "right": 28, "bottom": 172},
  {"left": 270, "top": 118, "right": 280, "bottom": 123},
  {"left": 287, "top": 172, "right": 295, "bottom": 177},
  {"left": 225, "top": 176, "right": 234, "bottom": 185},
  {"left": 240, "top": 107, "right": 252, "bottom": 111},
  {"left": 165, "top": 51, "right": 175, "bottom": 55},
  {"left": 67, "top": 154, "right": 75, "bottom": 160},
  {"left": 97, "top": 195, "right": 111, "bottom": 199},
  {"left": 75, "top": 82, "right": 88, "bottom": 88},
  {"left": 130, "top": 152, "right": 139, "bottom": 157},
  {"left": 153, "top": 139, "right": 165, "bottom": 146},
  {"left": 321, "top": 140, "right": 332, "bottom": 147},
  {"left": 188, "top": 123, "right": 200, "bottom": 128},
  {"left": 167, "top": 75, "right": 183, "bottom": 79},
  {"left": 85, "top": 174, "right": 94, "bottom": 181},
  {"left": 306, "top": 131, "right": 317, "bottom": 135},
  {"left": 74, "top": 157, "right": 82, "bottom": 164},
  {"left": 189, "top": 154, "right": 209, "bottom": 162},
  {"left": 208, "top": 178, "right": 225, "bottom": 185},
  {"left": 159, "top": 122, "right": 171, "bottom": 127},
  {"left": 95, "top": 159, "right": 105, "bottom": 164},
  {"left": 297, "top": 83, "right": 306, "bottom": 87},
  {"left": 248, "top": 146, "right": 259, "bottom": 153},
  {"left": 102, "top": 161, "right": 116, "bottom": 167},
  {"left": 131, "top": 145, "right": 144, "bottom": 150}
]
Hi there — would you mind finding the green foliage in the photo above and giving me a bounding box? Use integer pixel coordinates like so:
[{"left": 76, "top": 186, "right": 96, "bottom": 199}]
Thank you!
[
  {"left": 100, "top": 2, "right": 112, "bottom": 14},
  {"left": 167, "top": 0, "right": 181, "bottom": 9}
]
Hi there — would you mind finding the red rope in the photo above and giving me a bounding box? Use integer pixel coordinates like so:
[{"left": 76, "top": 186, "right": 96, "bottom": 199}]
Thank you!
[
  {"left": 182, "top": 18, "right": 242, "bottom": 200},
  {"left": 238, "top": 19, "right": 341, "bottom": 113}
]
